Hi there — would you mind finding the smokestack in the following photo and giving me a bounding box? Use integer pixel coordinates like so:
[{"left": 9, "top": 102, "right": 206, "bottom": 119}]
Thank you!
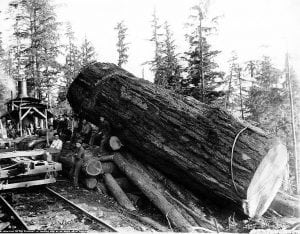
[{"left": 17, "top": 79, "right": 28, "bottom": 98}]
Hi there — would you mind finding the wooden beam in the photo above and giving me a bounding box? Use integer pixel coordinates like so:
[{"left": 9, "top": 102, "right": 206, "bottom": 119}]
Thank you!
[
  {"left": 19, "top": 107, "right": 22, "bottom": 137},
  {"left": 45, "top": 109, "right": 49, "bottom": 145},
  {"left": 21, "top": 107, "right": 32, "bottom": 121},
  {"left": 0, "top": 149, "right": 45, "bottom": 159},
  {"left": 32, "top": 107, "right": 46, "bottom": 119}
]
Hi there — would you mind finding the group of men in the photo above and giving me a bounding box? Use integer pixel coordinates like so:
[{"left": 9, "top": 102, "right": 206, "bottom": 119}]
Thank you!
[
  {"left": 76, "top": 116, "right": 111, "bottom": 153},
  {"left": 48, "top": 115, "right": 111, "bottom": 188}
]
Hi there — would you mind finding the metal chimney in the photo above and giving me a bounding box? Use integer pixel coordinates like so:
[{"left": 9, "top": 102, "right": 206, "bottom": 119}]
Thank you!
[{"left": 17, "top": 78, "right": 28, "bottom": 98}]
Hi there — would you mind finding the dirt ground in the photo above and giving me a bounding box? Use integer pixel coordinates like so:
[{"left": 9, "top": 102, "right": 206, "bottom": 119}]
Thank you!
[
  {"left": 48, "top": 177, "right": 167, "bottom": 232},
  {"left": 46, "top": 175, "right": 297, "bottom": 233}
]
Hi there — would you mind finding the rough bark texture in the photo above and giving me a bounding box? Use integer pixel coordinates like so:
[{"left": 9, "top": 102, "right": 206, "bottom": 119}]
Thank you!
[
  {"left": 104, "top": 173, "right": 136, "bottom": 211},
  {"left": 83, "top": 177, "right": 98, "bottom": 189},
  {"left": 67, "top": 62, "right": 272, "bottom": 205},
  {"left": 113, "top": 152, "right": 194, "bottom": 232},
  {"left": 118, "top": 152, "right": 222, "bottom": 231}
]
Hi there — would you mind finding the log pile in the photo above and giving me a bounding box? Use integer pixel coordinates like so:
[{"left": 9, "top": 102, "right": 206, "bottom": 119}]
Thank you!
[{"left": 65, "top": 62, "right": 299, "bottom": 230}]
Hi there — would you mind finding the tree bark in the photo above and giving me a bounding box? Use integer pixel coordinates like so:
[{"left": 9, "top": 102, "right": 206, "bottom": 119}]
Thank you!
[
  {"left": 112, "top": 152, "right": 195, "bottom": 232},
  {"left": 83, "top": 177, "right": 98, "bottom": 189},
  {"left": 103, "top": 173, "right": 136, "bottom": 211},
  {"left": 115, "top": 177, "right": 138, "bottom": 193},
  {"left": 67, "top": 63, "right": 288, "bottom": 216},
  {"left": 120, "top": 152, "right": 221, "bottom": 230},
  {"left": 102, "top": 162, "right": 122, "bottom": 177}
]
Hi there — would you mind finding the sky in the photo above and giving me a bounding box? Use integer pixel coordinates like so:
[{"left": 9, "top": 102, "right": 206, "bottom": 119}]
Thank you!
[{"left": 0, "top": 0, "right": 299, "bottom": 82}]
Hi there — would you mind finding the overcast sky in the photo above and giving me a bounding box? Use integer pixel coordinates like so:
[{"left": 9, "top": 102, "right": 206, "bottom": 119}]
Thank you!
[{"left": 0, "top": 0, "right": 299, "bottom": 81}]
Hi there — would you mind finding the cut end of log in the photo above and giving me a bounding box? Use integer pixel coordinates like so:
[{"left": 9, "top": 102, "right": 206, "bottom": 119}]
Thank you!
[
  {"left": 246, "top": 142, "right": 288, "bottom": 218},
  {"left": 109, "top": 136, "right": 123, "bottom": 151},
  {"left": 83, "top": 158, "right": 103, "bottom": 176},
  {"left": 83, "top": 177, "right": 98, "bottom": 189}
]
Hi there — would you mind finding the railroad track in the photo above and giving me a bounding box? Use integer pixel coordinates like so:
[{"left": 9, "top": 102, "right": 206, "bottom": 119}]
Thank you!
[
  {"left": 0, "top": 186, "right": 118, "bottom": 232},
  {"left": 0, "top": 194, "right": 29, "bottom": 231}
]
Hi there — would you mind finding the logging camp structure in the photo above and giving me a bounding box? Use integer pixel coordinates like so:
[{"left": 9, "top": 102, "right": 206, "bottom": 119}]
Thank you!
[
  {"left": 2, "top": 79, "right": 53, "bottom": 138},
  {"left": 0, "top": 79, "right": 61, "bottom": 191}
]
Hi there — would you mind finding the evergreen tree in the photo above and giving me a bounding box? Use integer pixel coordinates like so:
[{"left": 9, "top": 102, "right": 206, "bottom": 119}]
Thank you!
[
  {"left": 6, "top": 2, "right": 28, "bottom": 82},
  {"left": 245, "top": 56, "right": 283, "bottom": 127},
  {"left": 114, "top": 21, "right": 129, "bottom": 67},
  {"left": 64, "top": 22, "right": 81, "bottom": 85},
  {"left": 224, "top": 52, "right": 237, "bottom": 110},
  {"left": 245, "top": 60, "right": 256, "bottom": 79},
  {"left": 232, "top": 64, "right": 245, "bottom": 119},
  {"left": 148, "top": 9, "right": 164, "bottom": 83},
  {"left": 183, "top": 1, "right": 224, "bottom": 104},
  {"left": 0, "top": 32, "right": 4, "bottom": 60},
  {"left": 157, "top": 21, "right": 181, "bottom": 90},
  {"left": 7, "top": 0, "right": 61, "bottom": 98},
  {"left": 58, "top": 22, "right": 81, "bottom": 103},
  {"left": 81, "top": 36, "right": 96, "bottom": 67}
]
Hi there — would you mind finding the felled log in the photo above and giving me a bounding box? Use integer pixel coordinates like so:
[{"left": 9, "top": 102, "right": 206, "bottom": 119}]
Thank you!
[
  {"left": 67, "top": 62, "right": 289, "bottom": 217},
  {"left": 136, "top": 216, "right": 169, "bottom": 232},
  {"left": 83, "top": 177, "right": 98, "bottom": 189},
  {"left": 113, "top": 152, "right": 195, "bottom": 232},
  {"left": 146, "top": 164, "right": 219, "bottom": 229},
  {"left": 103, "top": 173, "right": 136, "bottom": 211},
  {"left": 82, "top": 158, "right": 103, "bottom": 176},
  {"left": 99, "top": 155, "right": 115, "bottom": 162},
  {"left": 119, "top": 152, "right": 221, "bottom": 231},
  {"left": 102, "top": 162, "right": 122, "bottom": 177},
  {"left": 115, "top": 177, "right": 138, "bottom": 193}
]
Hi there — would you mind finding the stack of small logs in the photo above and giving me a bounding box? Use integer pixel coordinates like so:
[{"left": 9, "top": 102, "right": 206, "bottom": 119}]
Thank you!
[{"left": 58, "top": 142, "right": 221, "bottom": 232}]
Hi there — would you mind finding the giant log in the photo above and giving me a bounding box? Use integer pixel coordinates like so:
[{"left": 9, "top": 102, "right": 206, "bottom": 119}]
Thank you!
[{"left": 67, "top": 63, "right": 289, "bottom": 216}]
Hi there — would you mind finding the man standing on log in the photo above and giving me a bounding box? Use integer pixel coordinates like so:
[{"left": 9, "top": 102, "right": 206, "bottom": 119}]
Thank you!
[
  {"left": 70, "top": 139, "right": 85, "bottom": 188},
  {"left": 98, "top": 116, "right": 111, "bottom": 153}
]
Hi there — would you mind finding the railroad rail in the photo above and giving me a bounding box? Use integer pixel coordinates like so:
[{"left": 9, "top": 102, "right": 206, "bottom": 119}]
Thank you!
[
  {"left": 0, "top": 187, "right": 118, "bottom": 232},
  {"left": 45, "top": 187, "right": 118, "bottom": 232},
  {"left": 0, "top": 194, "right": 29, "bottom": 231}
]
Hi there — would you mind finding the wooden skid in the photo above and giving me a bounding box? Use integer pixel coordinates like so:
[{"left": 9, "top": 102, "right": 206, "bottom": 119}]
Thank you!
[
  {"left": 0, "top": 161, "right": 62, "bottom": 179},
  {"left": 0, "top": 177, "right": 56, "bottom": 190},
  {"left": 0, "top": 149, "right": 45, "bottom": 159}
]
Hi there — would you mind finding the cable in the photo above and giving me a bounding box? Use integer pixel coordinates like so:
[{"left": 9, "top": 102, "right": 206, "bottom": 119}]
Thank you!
[
  {"left": 166, "top": 208, "right": 174, "bottom": 232},
  {"left": 231, "top": 126, "right": 249, "bottom": 194}
]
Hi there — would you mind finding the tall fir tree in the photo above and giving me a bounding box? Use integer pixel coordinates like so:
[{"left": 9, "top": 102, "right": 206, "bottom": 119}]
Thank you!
[
  {"left": 156, "top": 21, "right": 181, "bottom": 90},
  {"left": 114, "top": 21, "right": 129, "bottom": 67},
  {"left": 7, "top": 0, "right": 61, "bottom": 99},
  {"left": 183, "top": 1, "right": 224, "bottom": 104},
  {"left": 224, "top": 52, "right": 238, "bottom": 110},
  {"left": 58, "top": 22, "right": 81, "bottom": 103},
  {"left": 148, "top": 9, "right": 164, "bottom": 83},
  {"left": 81, "top": 36, "right": 96, "bottom": 67},
  {"left": 225, "top": 53, "right": 249, "bottom": 118}
]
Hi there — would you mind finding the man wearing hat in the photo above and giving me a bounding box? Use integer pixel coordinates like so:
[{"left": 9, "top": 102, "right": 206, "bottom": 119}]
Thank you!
[{"left": 70, "top": 139, "right": 85, "bottom": 188}]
